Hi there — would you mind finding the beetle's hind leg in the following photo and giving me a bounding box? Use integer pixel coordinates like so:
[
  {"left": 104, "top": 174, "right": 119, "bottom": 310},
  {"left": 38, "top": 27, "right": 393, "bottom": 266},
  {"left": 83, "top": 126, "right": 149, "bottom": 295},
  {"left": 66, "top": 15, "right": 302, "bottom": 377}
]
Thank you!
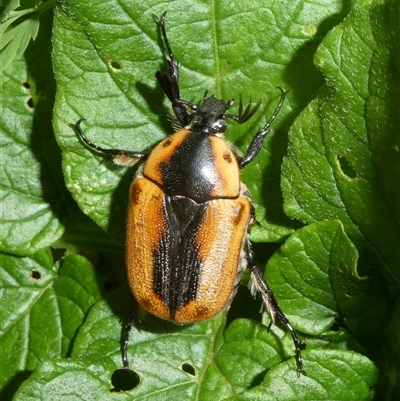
[
  {"left": 123, "top": 301, "right": 147, "bottom": 372},
  {"left": 245, "top": 240, "right": 305, "bottom": 374},
  {"left": 153, "top": 12, "right": 193, "bottom": 127},
  {"left": 72, "top": 118, "right": 148, "bottom": 167}
]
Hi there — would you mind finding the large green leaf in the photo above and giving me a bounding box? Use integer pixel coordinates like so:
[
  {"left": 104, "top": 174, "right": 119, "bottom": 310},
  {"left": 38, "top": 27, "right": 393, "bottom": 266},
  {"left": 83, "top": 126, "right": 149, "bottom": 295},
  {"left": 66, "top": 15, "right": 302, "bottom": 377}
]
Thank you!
[
  {"left": 0, "top": 10, "right": 64, "bottom": 255},
  {"left": 52, "top": 0, "right": 351, "bottom": 243},
  {"left": 0, "top": 7, "right": 125, "bottom": 256},
  {"left": 2, "top": 0, "right": 397, "bottom": 399},
  {"left": 282, "top": 0, "right": 399, "bottom": 281},
  {"left": 0, "top": 250, "right": 102, "bottom": 399},
  {"left": 281, "top": 0, "right": 400, "bottom": 396},
  {"left": 13, "top": 286, "right": 378, "bottom": 401}
]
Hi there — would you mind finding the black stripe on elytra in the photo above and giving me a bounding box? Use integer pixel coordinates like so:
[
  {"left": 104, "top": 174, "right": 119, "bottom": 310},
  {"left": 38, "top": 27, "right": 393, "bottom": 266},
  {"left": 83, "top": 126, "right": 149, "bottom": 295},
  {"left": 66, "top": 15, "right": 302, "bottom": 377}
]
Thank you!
[
  {"left": 159, "top": 131, "right": 216, "bottom": 203},
  {"left": 153, "top": 194, "right": 207, "bottom": 319}
]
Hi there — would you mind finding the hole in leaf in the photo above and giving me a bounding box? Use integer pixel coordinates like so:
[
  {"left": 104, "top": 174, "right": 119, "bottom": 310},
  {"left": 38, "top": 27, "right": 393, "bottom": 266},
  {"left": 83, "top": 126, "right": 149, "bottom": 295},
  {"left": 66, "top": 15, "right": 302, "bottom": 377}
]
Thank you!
[
  {"left": 22, "top": 82, "right": 30, "bottom": 89},
  {"left": 181, "top": 363, "right": 196, "bottom": 376},
  {"left": 337, "top": 155, "right": 357, "bottom": 178},
  {"left": 39, "top": 92, "right": 46, "bottom": 100},
  {"left": 109, "top": 60, "right": 122, "bottom": 70},
  {"left": 110, "top": 368, "right": 140, "bottom": 392},
  {"left": 30, "top": 269, "right": 41, "bottom": 280},
  {"left": 27, "top": 98, "right": 34, "bottom": 108}
]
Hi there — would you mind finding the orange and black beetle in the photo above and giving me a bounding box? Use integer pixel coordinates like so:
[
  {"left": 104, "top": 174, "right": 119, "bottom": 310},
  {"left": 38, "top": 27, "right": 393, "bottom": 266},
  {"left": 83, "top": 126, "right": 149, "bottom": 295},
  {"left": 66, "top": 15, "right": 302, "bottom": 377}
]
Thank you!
[{"left": 74, "top": 12, "right": 304, "bottom": 373}]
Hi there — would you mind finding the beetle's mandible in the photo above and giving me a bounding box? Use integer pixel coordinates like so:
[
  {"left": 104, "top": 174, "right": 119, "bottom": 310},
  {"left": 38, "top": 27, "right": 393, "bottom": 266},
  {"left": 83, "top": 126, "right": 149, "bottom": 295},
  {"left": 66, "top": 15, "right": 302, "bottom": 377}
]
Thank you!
[{"left": 73, "top": 12, "right": 305, "bottom": 375}]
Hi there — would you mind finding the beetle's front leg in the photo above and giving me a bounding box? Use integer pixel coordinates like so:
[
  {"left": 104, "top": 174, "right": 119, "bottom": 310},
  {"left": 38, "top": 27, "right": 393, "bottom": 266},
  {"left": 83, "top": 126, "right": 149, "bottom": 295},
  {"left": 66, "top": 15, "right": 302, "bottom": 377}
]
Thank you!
[
  {"left": 245, "top": 240, "right": 305, "bottom": 374},
  {"left": 154, "top": 12, "right": 192, "bottom": 127},
  {"left": 240, "top": 88, "right": 288, "bottom": 168}
]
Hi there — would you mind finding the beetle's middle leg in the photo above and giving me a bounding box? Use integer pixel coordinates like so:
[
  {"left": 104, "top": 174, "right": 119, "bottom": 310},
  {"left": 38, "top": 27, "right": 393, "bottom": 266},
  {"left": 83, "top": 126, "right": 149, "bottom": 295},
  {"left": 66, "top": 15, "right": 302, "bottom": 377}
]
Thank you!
[{"left": 72, "top": 119, "right": 148, "bottom": 166}]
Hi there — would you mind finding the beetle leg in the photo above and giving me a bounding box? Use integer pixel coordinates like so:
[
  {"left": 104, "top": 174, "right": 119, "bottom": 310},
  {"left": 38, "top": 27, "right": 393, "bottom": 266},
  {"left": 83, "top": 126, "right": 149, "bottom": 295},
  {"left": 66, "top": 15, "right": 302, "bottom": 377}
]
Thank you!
[
  {"left": 123, "top": 302, "right": 147, "bottom": 372},
  {"left": 123, "top": 307, "right": 136, "bottom": 372},
  {"left": 72, "top": 118, "right": 148, "bottom": 166},
  {"left": 239, "top": 87, "right": 287, "bottom": 168},
  {"left": 246, "top": 241, "right": 305, "bottom": 374},
  {"left": 154, "top": 12, "right": 193, "bottom": 127}
]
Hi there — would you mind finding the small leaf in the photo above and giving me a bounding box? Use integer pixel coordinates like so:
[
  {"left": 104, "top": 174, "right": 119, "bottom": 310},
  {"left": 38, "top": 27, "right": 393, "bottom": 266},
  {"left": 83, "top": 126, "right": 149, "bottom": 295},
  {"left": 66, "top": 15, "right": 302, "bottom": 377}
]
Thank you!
[
  {"left": 0, "top": 0, "right": 56, "bottom": 71},
  {"left": 0, "top": 17, "right": 40, "bottom": 70}
]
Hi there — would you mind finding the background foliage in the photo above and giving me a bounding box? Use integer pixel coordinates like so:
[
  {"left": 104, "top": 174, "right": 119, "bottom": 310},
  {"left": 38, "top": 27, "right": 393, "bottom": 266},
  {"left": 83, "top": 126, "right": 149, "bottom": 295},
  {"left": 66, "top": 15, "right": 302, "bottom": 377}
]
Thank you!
[{"left": 1, "top": 0, "right": 398, "bottom": 400}]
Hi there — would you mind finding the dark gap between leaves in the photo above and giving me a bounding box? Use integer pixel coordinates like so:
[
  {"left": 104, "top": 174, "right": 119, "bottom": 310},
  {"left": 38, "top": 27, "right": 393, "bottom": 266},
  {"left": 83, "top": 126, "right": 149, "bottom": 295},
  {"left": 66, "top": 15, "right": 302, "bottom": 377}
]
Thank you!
[
  {"left": 50, "top": 247, "right": 66, "bottom": 263},
  {"left": 250, "top": 369, "right": 267, "bottom": 388}
]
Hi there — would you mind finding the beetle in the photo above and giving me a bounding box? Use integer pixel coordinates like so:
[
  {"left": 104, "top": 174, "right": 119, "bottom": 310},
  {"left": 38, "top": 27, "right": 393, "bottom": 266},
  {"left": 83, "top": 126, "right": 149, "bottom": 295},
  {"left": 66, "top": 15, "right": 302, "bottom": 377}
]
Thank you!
[{"left": 73, "top": 12, "right": 304, "bottom": 374}]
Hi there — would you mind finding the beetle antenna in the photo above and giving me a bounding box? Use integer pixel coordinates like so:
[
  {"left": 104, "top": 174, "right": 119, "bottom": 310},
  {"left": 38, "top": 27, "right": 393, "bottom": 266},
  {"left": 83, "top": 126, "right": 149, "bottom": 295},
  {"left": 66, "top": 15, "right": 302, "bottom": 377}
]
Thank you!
[{"left": 225, "top": 95, "right": 261, "bottom": 124}]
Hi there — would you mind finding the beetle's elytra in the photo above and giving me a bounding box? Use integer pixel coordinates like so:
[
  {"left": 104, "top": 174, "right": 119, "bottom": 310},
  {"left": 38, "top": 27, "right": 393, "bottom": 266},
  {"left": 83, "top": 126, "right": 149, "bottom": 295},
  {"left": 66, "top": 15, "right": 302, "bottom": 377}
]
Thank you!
[{"left": 73, "top": 12, "right": 304, "bottom": 374}]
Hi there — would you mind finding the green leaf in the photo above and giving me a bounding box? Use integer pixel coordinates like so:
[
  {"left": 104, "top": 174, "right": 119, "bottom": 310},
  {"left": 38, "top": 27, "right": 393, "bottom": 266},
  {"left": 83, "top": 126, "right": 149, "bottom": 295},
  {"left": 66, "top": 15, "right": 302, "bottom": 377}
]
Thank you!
[
  {"left": 266, "top": 220, "right": 354, "bottom": 333},
  {"left": 0, "top": 6, "right": 118, "bottom": 255},
  {"left": 266, "top": 219, "right": 391, "bottom": 338},
  {"left": 0, "top": 250, "right": 102, "bottom": 399},
  {"left": 13, "top": 287, "right": 378, "bottom": 400},
  {"left": 52, "top": 0, "right": 352, "bottom": 243},
  {"left": 281, "top": 0, "right": 399, "bottom": 397},
  {"left": 0, "top": 0, "right": 56, "bottom": 71},
  {"left": 0, "top": 9, "right": 65, "bottom": 255},
  {"left": 281, "top": 0, "right": 399, "bottom": 280},
  {"left": 227, "top": 349, "right": 378, "bottom": 401}
]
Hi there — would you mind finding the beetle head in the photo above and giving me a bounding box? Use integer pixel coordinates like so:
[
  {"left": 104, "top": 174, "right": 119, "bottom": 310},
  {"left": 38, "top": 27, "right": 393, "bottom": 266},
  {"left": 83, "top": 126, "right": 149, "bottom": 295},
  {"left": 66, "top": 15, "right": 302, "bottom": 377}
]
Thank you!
[{"left": 190, "top": 95, "right": 229, "bottom": 134}]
